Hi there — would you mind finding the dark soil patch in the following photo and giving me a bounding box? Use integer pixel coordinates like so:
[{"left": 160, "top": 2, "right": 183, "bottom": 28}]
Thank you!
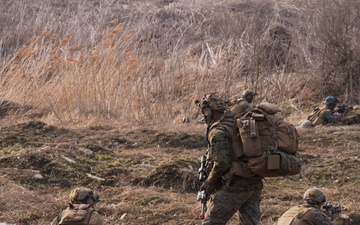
[{"left": 133, "top": 159, "right": 200, "bottom": 193}]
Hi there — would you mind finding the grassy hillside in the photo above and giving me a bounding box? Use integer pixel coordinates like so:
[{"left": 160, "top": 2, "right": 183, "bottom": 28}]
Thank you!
[{"left": 0, "top": 0, "right": 359, "bottom": 225}]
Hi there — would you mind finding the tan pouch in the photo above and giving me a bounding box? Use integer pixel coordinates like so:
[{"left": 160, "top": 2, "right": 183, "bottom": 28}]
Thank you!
[
  {"left": 248, "top": 151, "right": 301, "bottom": 177},
  {"left": 267, "top": 154, "right": 281, "bottom": 170},
  {"left": 238, "top": 118, "right": 262, "bottom": 157}
]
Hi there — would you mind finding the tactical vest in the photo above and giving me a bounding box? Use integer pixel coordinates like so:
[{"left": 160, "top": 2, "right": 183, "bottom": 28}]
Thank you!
[
  {"left": 59, "top": 203, "right": 95, "bottom": 225},
  {"left": 308, "top": 107, "right": 326, "bottom": 126},
  {"left": 276, "top": 205, "right": 313, "bottom": 225}
]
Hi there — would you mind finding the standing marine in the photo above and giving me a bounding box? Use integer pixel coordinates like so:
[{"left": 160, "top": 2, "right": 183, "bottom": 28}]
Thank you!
[{"left": 198, "top": 92, "right": 263, "bottom": 225}]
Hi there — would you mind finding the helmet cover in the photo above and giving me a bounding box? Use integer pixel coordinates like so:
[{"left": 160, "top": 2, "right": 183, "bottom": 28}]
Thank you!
[
  {"left": 242, "top": 89, "right": 257, "bottom": 98},
  {"left": 199, "top": 92, "right": 228, "bottom": 113},
  {"left": 303, "top": 188, "right": 326, "bottom": 204},
  {"left": 323, "top": 96, "right": 339, "bottom": 105},
  {"left": 70, "top": 187, "right": 99, "bottom": 204}
]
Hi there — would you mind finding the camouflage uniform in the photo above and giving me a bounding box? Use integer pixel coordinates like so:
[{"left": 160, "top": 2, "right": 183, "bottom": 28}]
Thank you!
[
  {"left": 309, "top": 96, "right": 343, "bottom": 126},
  {"left": 341, "top": 106, "right": 360, "bottom": 125},
  {"left": 276, "top": 204, "right": 335, "bottom": 225},
  {"left": 51, "top": 187, "right": 104, "bottom": 225},
  {"left": 334, "top": 212, "right": 360, "bottom": 225},
  {"left": 311, "top": 108, "right": 343, "bottom": 126},
  {"left": 201, "top": 111, "right": 263, "bottom": 225}
]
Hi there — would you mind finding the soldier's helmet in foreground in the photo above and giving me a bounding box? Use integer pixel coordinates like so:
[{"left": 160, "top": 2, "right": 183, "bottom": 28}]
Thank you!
[
  {"left": 70, "top": 187, "right": 99, "bottom": 205},
  {"left": 198, "top": 92, "right": 229, "bottom": 113},
  {"left": 303, "top": 188, "right": 326, "bottom": 204},
  {"left": 242, "top": 89, "right": 257, "bottom": 98},
  {"left": 323, "top": 96, "right": 339, "bottom": 106}
]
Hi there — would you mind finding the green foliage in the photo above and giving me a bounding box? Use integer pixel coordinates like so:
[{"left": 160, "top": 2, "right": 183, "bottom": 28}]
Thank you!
[{"left": 0, "top": 147, "right": 13, "bottom": 154}]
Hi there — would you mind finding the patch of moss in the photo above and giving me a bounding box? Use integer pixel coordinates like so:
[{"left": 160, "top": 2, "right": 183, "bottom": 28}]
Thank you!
[
  {"left": 0, "top": 147, "right": 13, "bottom": 154},
  {"left": 96, "top": 154, "right": 114, "bottom": 160}
]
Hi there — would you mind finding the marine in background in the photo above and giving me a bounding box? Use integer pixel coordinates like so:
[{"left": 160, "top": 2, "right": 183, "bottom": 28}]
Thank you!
[
  {"left": 275, "top": 188, "right": 336, "bottom": 225},
  {"left": 307, "top": 96, "right": 360, "bottom": 127},
  {"left": 230, "top": 89, "right": 257, "bottom": 117},
  {"left": 307, "top": 96, "right": 343, "bottom": 126},
  {"left": 51, "top": 187, "right": 103, "bottom": 225},
  {"left": 334, "top": 211, "right": 360, "bottom": 225}
]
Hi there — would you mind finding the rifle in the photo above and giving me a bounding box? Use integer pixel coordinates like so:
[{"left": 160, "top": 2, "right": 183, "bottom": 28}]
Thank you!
[
  {"left": 336, "top": 105, "right": 354, "bottom": 114},
  {"left": 323, "top": 203, "right": 347, "bottom": 219},
  {"left": 197, "top": 155, "right": 208, "bottom": 220}
]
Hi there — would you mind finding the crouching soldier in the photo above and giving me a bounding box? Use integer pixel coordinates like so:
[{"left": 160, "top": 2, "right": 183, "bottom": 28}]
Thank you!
[
  {"left": 308, "top": 96, "right": 343, "bottom": 126},
  {"left": 51, "top": 187, "right": 103, "bottom": 225},
  {"left": 276, "top": 188, "right": 335, "bottom": 225}
]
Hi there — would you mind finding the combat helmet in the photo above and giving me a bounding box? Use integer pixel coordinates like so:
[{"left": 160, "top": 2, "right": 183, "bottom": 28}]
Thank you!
[
  {"left": 323, "top": 96, "right": 339, "bottom": 106},
  {"left": 198, "top": 92, "right": 229, "bottom": 113},
  {"left": 70, "top": 187, "right": 99, "bottom": 205},
  {"left": 242, "top": 89, "right": 257, "bottom": 98},
  {"left": 303, "top": 188, "right": 326, "bottom": 204}
]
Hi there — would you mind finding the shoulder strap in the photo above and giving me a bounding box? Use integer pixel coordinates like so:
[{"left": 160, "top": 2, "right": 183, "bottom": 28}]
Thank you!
[
  {"left": 308, "top": 107, "right": 322, "bottom": 121},
  {"left": 210, "top": 120, "right": 244, "bottom": 158}
]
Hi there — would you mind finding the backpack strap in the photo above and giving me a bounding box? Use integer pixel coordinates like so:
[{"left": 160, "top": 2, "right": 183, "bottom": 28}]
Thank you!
[
  {"left": 211, "top": 120, "right": 244, "bottom": 159},
  {"left": 307, "top": 107, "right": 322, "bottom": 122}
]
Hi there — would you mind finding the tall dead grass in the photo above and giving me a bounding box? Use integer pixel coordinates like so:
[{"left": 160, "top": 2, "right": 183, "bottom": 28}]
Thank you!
[{"left": 0, "top": 0, "right": 359, "bottom": 126}]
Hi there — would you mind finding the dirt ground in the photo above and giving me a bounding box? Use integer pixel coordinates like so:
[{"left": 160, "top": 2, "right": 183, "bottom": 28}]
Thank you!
[{"left": 0, "top": 118, "right": 359, "bottom": 225}]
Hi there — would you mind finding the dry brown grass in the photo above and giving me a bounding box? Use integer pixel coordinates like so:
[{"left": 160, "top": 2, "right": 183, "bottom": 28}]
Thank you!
[
  {"left": 0, "top": 0, "right": 360, "bottom": 224},
  {"left": 0, "top": 0, "right": 359, "bottom": 127}
]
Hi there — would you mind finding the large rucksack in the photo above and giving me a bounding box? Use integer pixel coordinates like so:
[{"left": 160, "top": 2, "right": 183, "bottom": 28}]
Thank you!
[
  {"left": 237, "top": 102, "right": 301, "bottom": 177},
  {"left": 59, "top": 203, "right": 94, "bottom": 225}
]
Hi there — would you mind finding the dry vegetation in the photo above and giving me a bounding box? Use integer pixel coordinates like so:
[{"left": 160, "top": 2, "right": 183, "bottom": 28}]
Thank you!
[
  {"left": 1, "top": 0, "right": 360, "bottom": 125},
  {"left": 0, "top": 121, "right": 359, "bottom": 225},
  {"left": 0, "top": 0, "right": 359, "bottom": 224}
]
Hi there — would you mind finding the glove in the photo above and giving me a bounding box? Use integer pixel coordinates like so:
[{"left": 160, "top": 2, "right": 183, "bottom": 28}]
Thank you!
[{"left": 200, "top": 181, "right": 217, "bottom": 196}]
